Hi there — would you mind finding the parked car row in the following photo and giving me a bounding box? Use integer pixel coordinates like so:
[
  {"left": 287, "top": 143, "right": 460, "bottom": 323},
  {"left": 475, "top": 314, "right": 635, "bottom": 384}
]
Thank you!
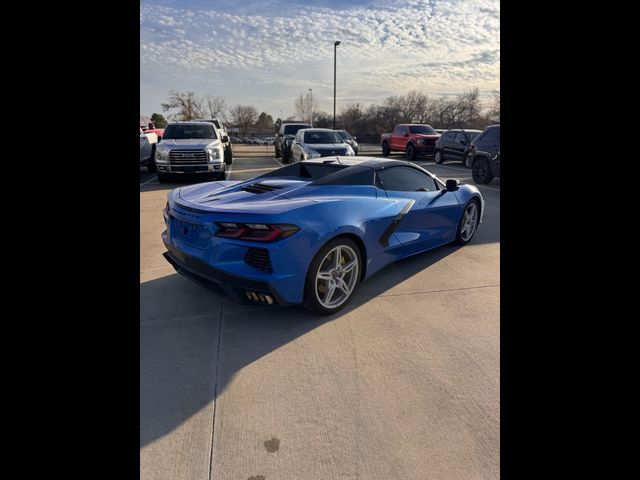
[
  {"left": 275, "top": 123, "right": 359, "bottom": 163},
  {"left": 230, "top": 136, "right": 275, "bottom": 145},
  {"left": 380, "top": 123, "right": 500, "bottom": 184}
]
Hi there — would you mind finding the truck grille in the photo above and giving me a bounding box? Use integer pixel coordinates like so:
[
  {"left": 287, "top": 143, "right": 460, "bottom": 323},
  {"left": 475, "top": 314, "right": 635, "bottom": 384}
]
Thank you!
[
  {"left": 170, "top": 149, "right": 208, "bottom": 165},
  {"left": 244, "top": 248, "right": 273, "bottom": 273}
]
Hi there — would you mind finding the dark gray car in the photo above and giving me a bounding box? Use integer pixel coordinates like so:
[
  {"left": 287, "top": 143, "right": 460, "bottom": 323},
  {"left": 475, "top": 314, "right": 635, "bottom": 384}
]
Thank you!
[
  {"left": 467, "top": 125, "right": 500, "bottom": 184},
  {"left": 434, "top": 129, "right": 482, "bottom": 165},
  {"left": 275, "top": 123, "right": 311, "bottom": 162}
]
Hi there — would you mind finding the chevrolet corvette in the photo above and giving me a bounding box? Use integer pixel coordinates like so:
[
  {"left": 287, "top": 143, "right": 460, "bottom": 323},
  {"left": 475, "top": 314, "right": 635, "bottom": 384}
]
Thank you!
[{"left": 162, "top": 157, "right": 484, "bottom": 314}]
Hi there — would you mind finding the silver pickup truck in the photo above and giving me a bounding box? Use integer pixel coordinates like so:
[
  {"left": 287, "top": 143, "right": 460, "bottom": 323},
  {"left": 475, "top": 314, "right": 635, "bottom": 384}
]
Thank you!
[{"left": 154, "top": 122, "right": 227, "bottom": 183}]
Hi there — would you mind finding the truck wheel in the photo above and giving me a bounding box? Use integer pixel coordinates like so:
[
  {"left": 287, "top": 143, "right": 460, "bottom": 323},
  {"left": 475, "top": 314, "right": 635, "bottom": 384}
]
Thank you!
[
  {"left": 472, "top": 157, "right": 494, "bottom": 184},
  {"left": 406, "top": 143, "right": 416, "bottom": 161},
  {"left": 147, "top": 146, "right": 157, "bottom": 172},
  {"left": 224, "top": 146, "right": 233, "bottom": 165},
  {"left": 434, "top": 150, "right": 444, "bottom": 164},
  {"left": 275, "top": 147, "right": 281, "bottom": 159},
  {"left": 382, "top": 142, "right": 390, "bottom": 156}
]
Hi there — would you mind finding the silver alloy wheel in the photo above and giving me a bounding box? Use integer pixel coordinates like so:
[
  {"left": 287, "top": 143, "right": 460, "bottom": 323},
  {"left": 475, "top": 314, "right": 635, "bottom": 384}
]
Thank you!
[
  {"left": 315, "top": 245, "right": 359, "bottom": 309},
  {"left": 460, "top": 202, "right": 478, "bottom": 241}
]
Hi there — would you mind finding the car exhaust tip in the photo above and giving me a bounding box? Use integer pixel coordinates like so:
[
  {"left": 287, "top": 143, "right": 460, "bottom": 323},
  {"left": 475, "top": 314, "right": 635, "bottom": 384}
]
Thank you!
[
  {"left": 264, "top": 295, "right": 274, "bottom": 305},
  {"left": 250, "top": 292, "right": 259, "bottom": 301}
]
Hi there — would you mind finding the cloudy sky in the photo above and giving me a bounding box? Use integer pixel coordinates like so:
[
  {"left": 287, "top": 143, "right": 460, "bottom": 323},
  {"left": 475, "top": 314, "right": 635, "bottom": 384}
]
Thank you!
[{"left": 140, "top": 0, "right": 499, "bottom": 119}]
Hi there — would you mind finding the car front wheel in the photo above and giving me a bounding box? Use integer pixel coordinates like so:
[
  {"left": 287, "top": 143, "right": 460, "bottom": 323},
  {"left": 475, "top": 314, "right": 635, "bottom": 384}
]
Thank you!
[
  {"left": 382, "top": 142, "right": 390, "bottom": 156},
  {"left": 406, "top": 143, "right": 416, "bottom": 160},
  {"left": 434, "top": 150, "right": 444, "bottom": 164},
  {"left": 455, "top": 200, "right": 480, "bottom": 244},
  {"left": 472, "top": 157, "right": 494, "bottom": 184},
  {"left": 304, "top": 237, "right": 362, "bottom": 315}
]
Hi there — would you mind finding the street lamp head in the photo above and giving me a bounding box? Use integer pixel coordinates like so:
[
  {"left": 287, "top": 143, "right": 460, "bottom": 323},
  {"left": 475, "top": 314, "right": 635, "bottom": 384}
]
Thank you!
[{"left": 334, "top": 40, "right": 341, "bottom": 46}]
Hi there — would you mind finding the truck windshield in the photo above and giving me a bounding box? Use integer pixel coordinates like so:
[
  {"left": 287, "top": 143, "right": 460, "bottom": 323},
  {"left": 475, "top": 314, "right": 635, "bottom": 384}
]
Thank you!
[
  {"left": 408, "top": 125, "right": 436, "bottom": 135},
  {"left": 304, "top": 131, "right": 343, "bottom": 144},
  {"left": 283, "top": 124, "right": 310, "bottom": 135},
  {"left": 163, "top": 124, "right": 215, "bottom": 139}
]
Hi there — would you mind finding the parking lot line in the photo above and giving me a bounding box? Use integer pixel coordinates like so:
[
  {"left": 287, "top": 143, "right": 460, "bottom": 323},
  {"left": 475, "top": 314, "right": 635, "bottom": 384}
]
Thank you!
[
  {"left": 273, "top": 158, "right": 285, "bottom": 168},
  {"left": 140, "top": 176, "right": 158, "bottom": 187}
]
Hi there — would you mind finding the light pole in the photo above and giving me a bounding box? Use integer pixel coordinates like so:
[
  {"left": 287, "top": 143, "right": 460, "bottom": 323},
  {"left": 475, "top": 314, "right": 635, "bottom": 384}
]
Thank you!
[
  {"left": 309, "top": 88, "right": 313, "bottom": 127},
  {"left": 333, "top": 40, "right": 340, "bottom": 129}
]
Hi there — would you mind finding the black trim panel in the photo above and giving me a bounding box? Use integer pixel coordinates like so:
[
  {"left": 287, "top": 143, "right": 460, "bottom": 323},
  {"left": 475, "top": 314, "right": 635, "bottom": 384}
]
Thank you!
[{"left": 378, "top": 199, "right": 415, "bottom": 247}]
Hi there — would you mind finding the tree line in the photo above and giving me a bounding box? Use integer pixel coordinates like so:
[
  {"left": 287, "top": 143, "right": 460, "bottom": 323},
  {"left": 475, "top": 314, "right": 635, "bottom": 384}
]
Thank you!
[{"left": 150, "top": 88, "right": 499, "bottom": 139}]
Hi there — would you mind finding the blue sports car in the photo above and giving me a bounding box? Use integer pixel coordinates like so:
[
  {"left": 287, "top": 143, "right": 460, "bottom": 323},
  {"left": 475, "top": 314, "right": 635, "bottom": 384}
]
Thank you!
[{"left": 162, "top": 157, "right": 484, "bottom": 314}]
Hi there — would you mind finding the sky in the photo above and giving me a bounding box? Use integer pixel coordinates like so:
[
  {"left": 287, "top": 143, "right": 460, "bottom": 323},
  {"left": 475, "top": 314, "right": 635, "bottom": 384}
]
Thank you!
[{"left": 140, "top": 0, "right": 499, "bottom": 119}]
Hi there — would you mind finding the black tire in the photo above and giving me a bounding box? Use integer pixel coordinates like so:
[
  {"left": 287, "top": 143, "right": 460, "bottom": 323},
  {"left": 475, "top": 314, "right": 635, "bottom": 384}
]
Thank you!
[
  {"left": 463, "top": 153, "right": 470, "bottom": 168},
  {"left": 224, "top": 146, "right": 233, "bottom": 165},
  {"left": 282, "top": 149, "right": 291, "bottom": 163},
  {"left": 147, "top": 146, "right": 157, "bottom": 172},
  {"left": 303, "top": 236, "right": 363, "bottom": 315},
  {"left": 454, "top": 199, "right": 481, "bottom": 245},
  {"left": 382, "top": 142, "right": 390, "bottom": 156},
  {"left": 472, "top": 156, "right": 494, "bottom": 184},
  {"left": 406, "top": 143, "right": 416, "bottom": 161},
  {"left": 157, "top": 172, "right": 171, "bottom": 183},
  {"left": 434, "top": 150, "right": 444, "bottom": 164},
  {"left": 275, "top": 147, "right": 281, "bottom": 159}
]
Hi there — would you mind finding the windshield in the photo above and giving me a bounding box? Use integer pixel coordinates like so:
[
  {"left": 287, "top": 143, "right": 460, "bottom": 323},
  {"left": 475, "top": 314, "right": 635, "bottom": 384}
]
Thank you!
[
  {"left": 304, "top": 131, "right": 343, "bottom": 144},
  {"left": 337, "top": 130, "right": 353, "bottom": 141},
  {"left": 408, "top": 125, "right": 436, "bottom": 135},
  {"left": 163, "top": 124, "right": 216, "bottom": 140},
  {"left": 467, "top": 132, "right": 481, "bottom": 141},
  {"left": 283, "top": 124, "right": 310, "bottom": 135}
]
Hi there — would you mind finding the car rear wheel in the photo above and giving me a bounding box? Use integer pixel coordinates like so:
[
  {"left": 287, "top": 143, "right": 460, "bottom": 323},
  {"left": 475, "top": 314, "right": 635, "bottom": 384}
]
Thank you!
[
  {"left": 303, "top": 237, "right": 362, "bottom": 315},
  {"left": 455, "top": 199, "right": 480, "bottom": 244},
  {"left": 472, "top": 157, "right": 494, "bottom": 184},
  {"left": 406, "top": 143, "right": 416, "bottom": 161},
  {"left": 275, "top": 147, "right": 281, "bottom": 159},
  {"left": 224, "top": 146, "right": 233, "bottom": 165},
  {"left": 434, "top": 150, "right": 444, "bottom": 164},
  {"left": 382, "top": 142, "right": 390, "bottom": 156}
]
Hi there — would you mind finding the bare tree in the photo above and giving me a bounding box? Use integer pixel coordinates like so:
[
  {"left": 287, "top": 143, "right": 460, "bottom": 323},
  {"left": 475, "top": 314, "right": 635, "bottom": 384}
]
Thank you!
[
  {"left": 161, "top": 90, "right": 206, "bottom": 120},
  {"left": 203, "top": 95, "right": 226, "bottom": 119},
  {"left": 486, "top": 92, "right": 500, "bottom": 124},
  {"left": 294, "top": 91, "right": 319, "bottom": 124},
  {"left": 228, "top": 105, "right": 258, "bottom": 134}
]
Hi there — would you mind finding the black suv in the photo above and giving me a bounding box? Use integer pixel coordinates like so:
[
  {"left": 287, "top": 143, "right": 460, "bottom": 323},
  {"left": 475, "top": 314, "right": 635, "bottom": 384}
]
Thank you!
[
  {"left": 467, "top": 124, "right": 500, "bottom": 184},
  {"left": 275, "top": 123, "right": 311, "bottom": 162},
  {"left": 434, "top": 129, "right": 482, "bottom": 165}
]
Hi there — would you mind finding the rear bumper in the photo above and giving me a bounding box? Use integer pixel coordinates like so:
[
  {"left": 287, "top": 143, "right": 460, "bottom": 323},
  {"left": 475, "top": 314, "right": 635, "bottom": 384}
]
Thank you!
[{"left": 162, "top": 242, "right": 289, "bottom": 305}]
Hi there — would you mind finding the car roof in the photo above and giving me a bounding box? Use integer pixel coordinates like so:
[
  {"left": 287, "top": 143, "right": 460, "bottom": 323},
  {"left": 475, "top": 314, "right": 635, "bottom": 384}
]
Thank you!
[{"left": 300, "top": 128, "right": 338, "bottom": 132}]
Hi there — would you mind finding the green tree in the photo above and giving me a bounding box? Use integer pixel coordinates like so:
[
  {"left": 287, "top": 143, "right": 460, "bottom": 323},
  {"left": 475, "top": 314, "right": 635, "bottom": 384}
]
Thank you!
[
  {"left": 150, "top": 113, "right": 168, "bottom": 128},
  {"left": 255, "top": 112, "right": 274, "bottom": 130}
]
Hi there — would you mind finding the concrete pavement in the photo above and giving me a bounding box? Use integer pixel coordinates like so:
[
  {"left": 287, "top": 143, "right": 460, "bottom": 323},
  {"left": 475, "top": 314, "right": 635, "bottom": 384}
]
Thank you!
[{"left": 140, "top": 145, "right": 499, "bottom": 480}]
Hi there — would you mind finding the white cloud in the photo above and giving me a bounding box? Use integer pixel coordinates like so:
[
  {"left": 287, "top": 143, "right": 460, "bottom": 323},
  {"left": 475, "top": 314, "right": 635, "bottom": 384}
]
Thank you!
[{"left": 140, "top": 0, "right": 499, "bottom": 115}]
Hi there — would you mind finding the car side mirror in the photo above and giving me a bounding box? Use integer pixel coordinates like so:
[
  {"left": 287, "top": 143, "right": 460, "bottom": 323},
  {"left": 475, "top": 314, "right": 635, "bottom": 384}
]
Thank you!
[
  {"left": 459, "top": 139, "right": 467, "bottom": 145},
  {"left": 404, "top": 133, "right": 409, "bottom": 137},
  {"left": 353, "top": 136, "right": 357, "bottom": 141},
  {"left": 446, "top": 179, "right": 459, "bottom": 191},
  {"left": 222, "top": 135, "right": 229, "bottom": 143}
]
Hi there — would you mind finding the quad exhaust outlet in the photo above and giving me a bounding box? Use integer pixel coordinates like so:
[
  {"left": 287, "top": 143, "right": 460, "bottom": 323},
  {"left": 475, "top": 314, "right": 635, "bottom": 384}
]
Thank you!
[{"left": 245, "top": 290, "right": 274, "bottom": 305}]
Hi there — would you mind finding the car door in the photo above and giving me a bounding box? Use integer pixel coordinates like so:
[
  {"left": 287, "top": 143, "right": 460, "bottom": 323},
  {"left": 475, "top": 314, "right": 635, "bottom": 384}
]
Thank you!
[
  {"left": 440, "top": 132, "right": 454, "bottom": 159},
  {"left": 451, "top": 132, "right": 469, "bottom": 161},
  {"left": 291, "top": 131, "right": 303, "bottom": 161},
  {"left": 391, "top": 126, "right": 408, "bottom": 151},
  {"left": 140, "top": 130, "right": 151, "bottom": 164},
  {"left": 376, "top": 166, "right": 461, "bottom": 254}
]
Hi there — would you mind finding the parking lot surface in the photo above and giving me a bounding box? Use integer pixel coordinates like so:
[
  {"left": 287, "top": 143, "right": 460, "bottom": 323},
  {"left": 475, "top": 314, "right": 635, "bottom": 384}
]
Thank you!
[{"left": 140, "top": 144, "right": 499, "bottom": 480}]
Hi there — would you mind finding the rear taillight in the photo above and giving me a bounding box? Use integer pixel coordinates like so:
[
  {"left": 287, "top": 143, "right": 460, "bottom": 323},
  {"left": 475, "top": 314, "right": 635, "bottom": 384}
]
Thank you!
[{"left": 214, "top": 223, "right": 299, "bottom": 242}]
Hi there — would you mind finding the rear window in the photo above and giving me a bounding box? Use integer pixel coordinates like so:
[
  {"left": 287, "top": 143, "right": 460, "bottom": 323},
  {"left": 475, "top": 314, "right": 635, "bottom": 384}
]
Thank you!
[
  {"left": 311, "top": 166, "right": 374, "bottom": 186},
  {"left": 283, "top": 124, "right": 310, "bottom": 135},
  {"left": 163, "top": 124, "right": 215, "bottom": 140}
]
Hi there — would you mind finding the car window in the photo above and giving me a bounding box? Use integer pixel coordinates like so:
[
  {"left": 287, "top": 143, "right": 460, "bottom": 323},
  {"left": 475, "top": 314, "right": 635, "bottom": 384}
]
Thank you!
[
  {"left": 482, "top": 127, "right": 500, "bottom": 145},
  {"left": 443, "top": 132, "right": 455, "bottom": 142},
  {"left": 393, "top": 126, "right": 407, "bottom": 136},
  {"left": 467, "top": 131, "right": 481, "bottom": 142},
  {"left": 338, "top": 130, "right": 353, "bottom": 141},
  {"left": 454, "top": 132, "right": 468, "bottom": 144},
  {"left": 376, "top": 166, "right": 438, "bottom": 192}
]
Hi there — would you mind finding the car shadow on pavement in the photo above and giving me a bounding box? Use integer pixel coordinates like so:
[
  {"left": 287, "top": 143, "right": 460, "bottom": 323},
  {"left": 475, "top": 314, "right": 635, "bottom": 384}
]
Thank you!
[{"left": 140, "top": 241, "right": 470, "bottom": 448}]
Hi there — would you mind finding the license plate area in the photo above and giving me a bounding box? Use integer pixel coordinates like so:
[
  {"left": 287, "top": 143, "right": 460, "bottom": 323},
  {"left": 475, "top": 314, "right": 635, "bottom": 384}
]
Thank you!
[{"left": 171, "top": 217, "right": 209, "bottom": 247}]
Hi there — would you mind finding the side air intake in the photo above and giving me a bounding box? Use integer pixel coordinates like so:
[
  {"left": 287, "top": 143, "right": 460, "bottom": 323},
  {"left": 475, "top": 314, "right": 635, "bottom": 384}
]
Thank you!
[{"left": 241, "top": 183, "right": 285, "bottom": 194}]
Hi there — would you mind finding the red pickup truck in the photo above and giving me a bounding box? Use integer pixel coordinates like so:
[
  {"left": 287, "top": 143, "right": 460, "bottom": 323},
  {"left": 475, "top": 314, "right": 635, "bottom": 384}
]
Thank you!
[{"left": 380, "top": 124, "right": 440, "bottom": 160}]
